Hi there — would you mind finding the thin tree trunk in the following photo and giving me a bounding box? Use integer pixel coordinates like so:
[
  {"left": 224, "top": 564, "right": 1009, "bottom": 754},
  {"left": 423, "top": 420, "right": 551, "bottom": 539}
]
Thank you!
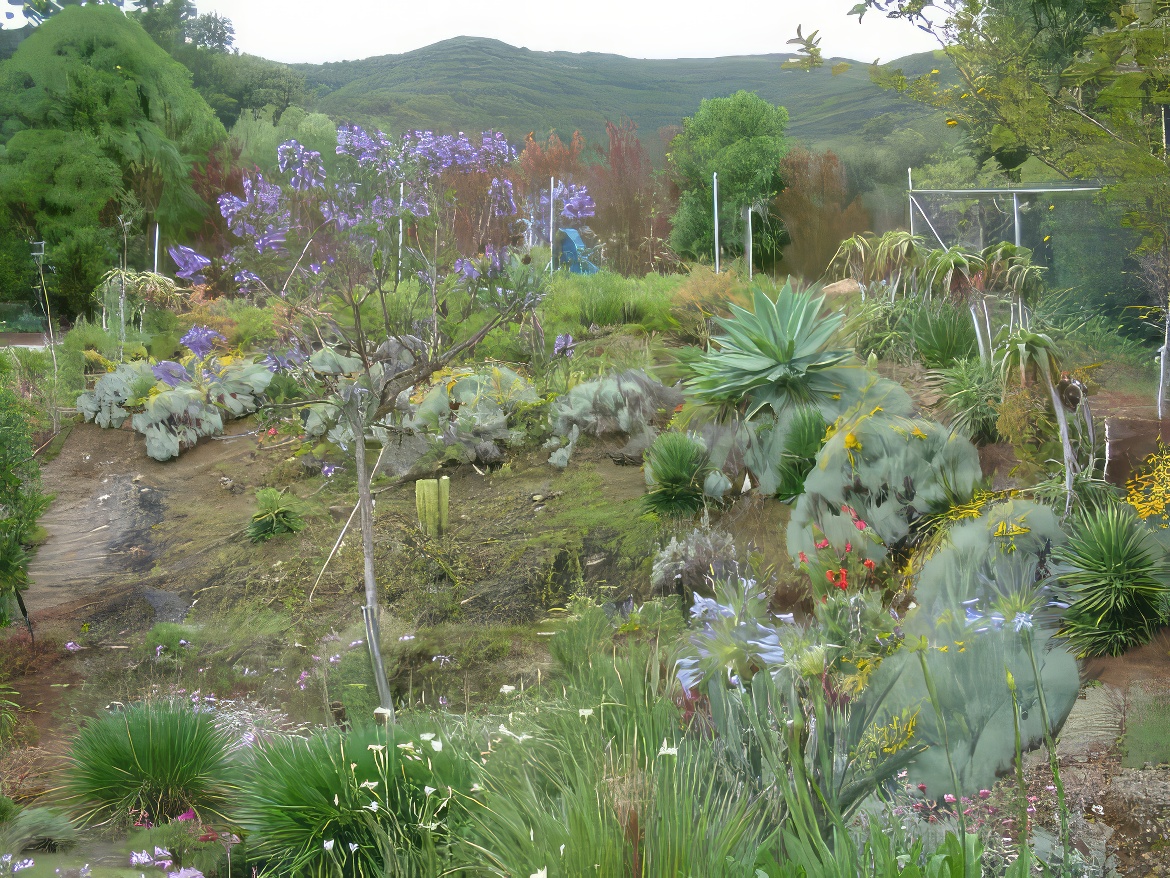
[
  {"left": 351, "top": 410, "right": 395, "bottom": 719},
  {"left": 1045, "top": 369, "right": 1077, "bottom": 516}
]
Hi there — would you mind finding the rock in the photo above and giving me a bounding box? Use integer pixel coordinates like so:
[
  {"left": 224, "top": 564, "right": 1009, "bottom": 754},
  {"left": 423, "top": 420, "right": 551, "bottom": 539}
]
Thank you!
[
  {"left": 474, "top": 441, "right": 503, "bottom": 465},
  {"left": 377, "top": 432, "right": 437, "bottom": 479},
  {"left": 821, "top": 278, "right": 862, "bottom": 299}
]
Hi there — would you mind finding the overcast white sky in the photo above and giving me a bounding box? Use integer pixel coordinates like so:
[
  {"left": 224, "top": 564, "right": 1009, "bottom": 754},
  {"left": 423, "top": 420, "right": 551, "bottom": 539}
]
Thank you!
[{"left": 195, "top": 0, "right": 939, "bottom": 65}]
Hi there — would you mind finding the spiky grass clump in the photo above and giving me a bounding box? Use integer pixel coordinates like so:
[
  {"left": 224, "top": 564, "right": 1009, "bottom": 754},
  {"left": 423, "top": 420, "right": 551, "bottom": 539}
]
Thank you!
[
  {"left": 643, "top": 432, "right": 712, "bottom": 518},
  {"left": 1055, "top": 503, "right": 1170, "bottom": 657},
  {"left": 66, "top": 702, "right": 235, "bottom": 825},
  {"left": 930, "top": 357, "right": 1001, "bottom": 445},
  {"left": 775, "top": 406, "right": 826, "bottom": 502},
  {"left": 237, "top": 724, "right": 471, "bottom": 878},
  {"left": 247, "top": 488, "right": 305, "bottom": 543}
]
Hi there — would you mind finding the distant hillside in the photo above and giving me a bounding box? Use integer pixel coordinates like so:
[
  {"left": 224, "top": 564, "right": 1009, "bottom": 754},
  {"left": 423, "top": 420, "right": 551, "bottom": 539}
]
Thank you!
[{"left": 295, "top": 37, "right": 946, "bottom": 159}]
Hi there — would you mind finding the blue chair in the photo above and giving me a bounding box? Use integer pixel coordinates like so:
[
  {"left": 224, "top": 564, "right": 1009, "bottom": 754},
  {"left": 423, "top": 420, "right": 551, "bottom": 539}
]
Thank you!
[{"left": 557, "top": 229, "right": 600, "bottom": 274}]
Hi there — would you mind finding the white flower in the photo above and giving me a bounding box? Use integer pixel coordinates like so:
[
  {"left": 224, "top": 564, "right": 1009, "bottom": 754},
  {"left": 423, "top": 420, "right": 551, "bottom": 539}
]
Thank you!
[
  {"left": 419, "top": 733, "right": 436, "bottom": 741},
  {"left": 578, "top": 708, "right": 594, "bottom": 718},
  {"left": 470, "top": 783, "right": 483, "bottom": 792},
  {"left": 367, "top": 744, "right": 385, "bottom": 752},
  {"left": 348, "top": 843, "right": 359, "bottom": 852},
  {"left": 560, "top": 844, "right": 565, "bottom": 856},
  {"left": 424, "top": 786, "right": 437, "bottom": 796},
  {"left": 500, "top": 684, "right": 516, "bottom": 694},
  {"left": 360, "top": 780, "right": 379, "bottom": 790},
  {"left": 530, "top": 869, "right": 547, "bottom": 878},
  {"left": 430, "top": 739, "right": 442, "bottom": 752},
  {"left": 498, "top": 724, "right": 532, "bottom": 742},
  {"left": 657, "top": 739, "right": 678, "bottom": 757},
  {"left": 323, "top": 840, "right": 335, "bottom": 851},
  {"left": 397, "top": 741, "right": 417, "bottom": 751},
  {"left": 365, "top": 801, "right": 379, "bottom": 812},
  {"left": 333, "top": 795, "right": 339, "bottom": 806}
]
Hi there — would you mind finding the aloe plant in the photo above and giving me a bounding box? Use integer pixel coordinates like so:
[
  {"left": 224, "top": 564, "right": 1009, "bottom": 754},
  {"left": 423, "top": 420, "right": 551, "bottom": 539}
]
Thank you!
[{"left": 686, "top": 282, "right": 855, "bottom": 419}]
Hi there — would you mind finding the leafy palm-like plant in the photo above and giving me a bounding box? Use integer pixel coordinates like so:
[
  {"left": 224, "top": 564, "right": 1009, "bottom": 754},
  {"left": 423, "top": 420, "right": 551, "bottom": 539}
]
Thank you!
[
  {"left": 247, "top": 488, "right": 306, "bottom": 543},
  {"left": 930, "top": 358, "right": 1001, "bottom": 445},
  {"left": 643, "top": 432, "right": 713, "bottom": 518},
  {"left": 685, "top": 282, "right": 854, "bottom": 418},
  {"left": 1054, "top": 503, "right": 1170, "bottom": 657},
  {"left": 996, "top": 324, "right": 1077, "bottom": 513}
]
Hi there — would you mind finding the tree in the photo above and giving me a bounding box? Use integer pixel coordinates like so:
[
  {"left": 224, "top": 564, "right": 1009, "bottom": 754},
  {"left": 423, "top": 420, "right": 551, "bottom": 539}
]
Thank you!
[
  {"left": 185, "top": 12, "right": 233, "bottom": 52},
  {"left": 855, "top": 0, "right": 1170, "bottom": 411},
  {"left": 0, "top": 4, "right": 226, "bottom": 316},
  {"left": 774, "top": 147, "right": 869, "bottom": 281},
  {"left": 667, "top": 90, "right": 788, "bottom": 267}
]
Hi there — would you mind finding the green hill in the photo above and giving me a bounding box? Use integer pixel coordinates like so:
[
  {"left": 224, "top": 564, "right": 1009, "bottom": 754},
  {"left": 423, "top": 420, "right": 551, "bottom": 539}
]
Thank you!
[{"left": 296, "top": 37, "right": 946, "bottom": 159}]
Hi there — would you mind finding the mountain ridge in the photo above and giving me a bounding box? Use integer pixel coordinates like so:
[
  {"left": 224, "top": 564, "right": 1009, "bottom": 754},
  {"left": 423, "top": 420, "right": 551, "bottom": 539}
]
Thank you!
[{"left": 292, "top": 36, "right": 946, "bottom": 158}]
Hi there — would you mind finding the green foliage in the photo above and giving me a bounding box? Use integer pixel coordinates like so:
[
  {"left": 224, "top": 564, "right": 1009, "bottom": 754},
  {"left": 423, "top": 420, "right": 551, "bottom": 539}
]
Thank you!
[
  {"left": 669, "top": 91, "right": 789, "bottom": 261},
  {"left": 237, "top": 723, "right": 472, "bottom": 878},
  {"left": 539, "top": 269, "right": 677, "bottom": 336},
  {"left": 789, "top": 408, "right": 982, "bottom": 566},
  {"left": 743, "top": 406, "right": 827, "bottom": 500},
  {"left": 930, "top": 357, "right": 1002, "bottom": 445},
  {"left": 907, "top": 304, "right": 978, "bottom": 368},
  {"left": 1054, "top": 503, "right": 1170, "bottom": 657},
  {"left": 685, "top": 282, "right": 856, "bottom": 419},
  {"left": 66, "top": 701, "right": 236, "bottom": 824},
  {"left": 0, "top": 5, "right": 226, "bottom": 317},
  {"left": 247, "top": 488, "right": 305, "bottom": 544},
  {"left": 0, "top": 381, "right": 46, "bottom": 627},
  {"left": 550, "top": 369, "right": 682, "bottom": 438},
  {"left": 643, "top": 431, "right": 713, "bottom": 518},
  {"left": 0, "top": 806, "right": 77, "bottom": 855}
]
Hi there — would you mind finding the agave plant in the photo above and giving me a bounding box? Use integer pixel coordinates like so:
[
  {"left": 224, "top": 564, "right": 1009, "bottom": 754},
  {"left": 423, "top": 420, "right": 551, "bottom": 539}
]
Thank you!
[
  {"left": 685, "top": 282, "right": 855, "bottom": 419},
  {"left": 1053, "top": 503, "right": 1170, "bottom": 657}
]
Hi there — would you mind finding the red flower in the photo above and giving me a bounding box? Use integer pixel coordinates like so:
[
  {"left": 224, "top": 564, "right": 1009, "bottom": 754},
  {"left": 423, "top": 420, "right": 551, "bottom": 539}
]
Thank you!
[
  {"left": 826, "top": 570, "right": 837, "bottom": 583},
  {"left": 863, "top": 558, "right": 875, "bottom": 570},
  {"left": 844, "top": 542, "right": 852, "bottom": 553},
  {"left": 838, "top": 569, "right": 848, "bottom": 589},
  {"left": 267, "top": 427, "right": 278, "bottom": 436},
  {"left": 798, "top": 551, "right": 808, "bottom": 563},
  {"left": 815, "top": 539, "right": 830, "bottom": 549},
  {"left": 854, "top": 520, "right": 867, "bottom": 531}
]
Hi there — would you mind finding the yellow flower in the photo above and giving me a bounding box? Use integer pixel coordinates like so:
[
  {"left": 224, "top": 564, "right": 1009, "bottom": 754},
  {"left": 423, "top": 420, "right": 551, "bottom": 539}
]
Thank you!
[
  {"left": 931, "top": 68, "right": 940, "bottom": 74},
  {"left": 844, "top": 432, "right": 862, "bottom": 451},
  {"left": 946, "top": 119, "right": 959, "bottom": 126},
  {"left": 910, "top": 426, "right": 928, "bottom": 440}
]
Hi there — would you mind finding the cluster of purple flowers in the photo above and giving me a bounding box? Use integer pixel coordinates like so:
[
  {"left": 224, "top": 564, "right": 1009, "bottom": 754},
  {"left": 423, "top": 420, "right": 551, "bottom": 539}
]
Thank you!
[
  {"left": 545, "top": 181, "right": 596, "bottom": 220},
  {"left": 553, "top": 333, "right": 576, "bottom": 358},
  {"left": 168, "top": 245, "right": 211, "bottom": 284},
  {"left": 277, "top": 140, "right": 327, "bottom": 192},
  {"left": 152, "top": 360, "right": 190, "bottom": 387},
  {"left": 218, "top": 175, "right": 289, "bottom": 246},
  {"left": 180, "top": 325, "right": 226, "bottom": 359},
  {"left": 0, "top": 854, "right": 34, "bottom": 874}
]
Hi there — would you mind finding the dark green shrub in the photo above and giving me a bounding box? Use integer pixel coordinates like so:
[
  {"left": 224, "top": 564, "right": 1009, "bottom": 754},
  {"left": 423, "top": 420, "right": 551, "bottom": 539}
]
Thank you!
[
  {"left": 238, "top": 724, "right": 471, "bottom": 877},
  {"left": 931, "top": 357, "right": 1002, "bottom": 445},
  {"left": 247, "top": 489, "right": 306, "bottom": 543},
  {"left": 66, "top": 702, "right": 235, "bottom": 824},
  {"left": 0, "top": 806, "right": 77, "bottom": 854},
  {"left": 1055, "top": 503, "right": 1170, "bottom": 657},
  {"left": 643, "top": 432, "right": 713, "bottom": 518},
  {"left": 906, "top": 303, "right": 978, "bottom": 368},
  {"left": 775, "top": 406, "right": 826, "bottom": 502}
]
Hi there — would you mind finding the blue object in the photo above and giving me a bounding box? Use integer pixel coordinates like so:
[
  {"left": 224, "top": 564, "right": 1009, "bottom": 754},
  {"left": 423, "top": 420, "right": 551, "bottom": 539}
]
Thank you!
[{"left": 558, "top": 229, "right": 599, "bottom": 275}]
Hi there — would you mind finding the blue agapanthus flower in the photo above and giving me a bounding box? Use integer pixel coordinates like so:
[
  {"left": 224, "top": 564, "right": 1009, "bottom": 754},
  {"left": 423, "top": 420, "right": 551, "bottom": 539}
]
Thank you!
[
  {"left": 168, "top": 245, "right": 211, "bottom": 284},
  {"left": 180, "top": 325, "right": 226, "bottom": 359},
  {"left": 152, "top": 361, "right": 189, "bottom": 387},
  {"left": 553, "top": 333, "right": 576, "bottom": 358}
]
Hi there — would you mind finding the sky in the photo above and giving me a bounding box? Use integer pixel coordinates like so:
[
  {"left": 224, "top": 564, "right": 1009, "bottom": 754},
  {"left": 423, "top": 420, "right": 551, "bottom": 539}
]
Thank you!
[{"left": 191, "top": 0, "right": 940, "bottom": 65}]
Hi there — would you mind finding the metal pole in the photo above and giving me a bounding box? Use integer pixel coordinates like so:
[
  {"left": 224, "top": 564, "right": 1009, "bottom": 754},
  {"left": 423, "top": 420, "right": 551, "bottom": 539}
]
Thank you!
[
  {"left": 153, "top": 223, "right": 159, "bottom": 274},
  {"left": 549, "top": 176, "right": 556, "bottom": 274},
  {"left": 743, "top": 204, "right": 753, "bottom": 280},
  {"left": 1012, "top": 192, "right": 1021, "bottom": 248},
  {"left": 397, "top": 182, "right": 404, "bottom": 286},
  {"left": 908, "top": 167, "right": 914, "bottom": 237},
  {"left": 713, "top": 172, "right": 720, "bottom": 274}
]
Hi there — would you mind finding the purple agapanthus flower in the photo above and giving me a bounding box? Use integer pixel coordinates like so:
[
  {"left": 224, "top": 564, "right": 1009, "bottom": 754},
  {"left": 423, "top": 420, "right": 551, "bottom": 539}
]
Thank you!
[
  {"left": 554, "top": 334, "right": 576, "bottom": 358},
  {"left": 180, "top": 325, "right": 226, "bottom": 359},
  {"left": 168, "top": 245, "right": 211, "bottom": 284},
  {"left": 453, "top": 258, "right": 480, "bottom": 282},
  {"left": 263, "top": 348, "right": 306, "bottom": 373},
  {"left": 152, "top": 361, "right": 189, "bottom": 387},
  {"left": 321, "top": 464, "right": 338, "bottom": 478}
]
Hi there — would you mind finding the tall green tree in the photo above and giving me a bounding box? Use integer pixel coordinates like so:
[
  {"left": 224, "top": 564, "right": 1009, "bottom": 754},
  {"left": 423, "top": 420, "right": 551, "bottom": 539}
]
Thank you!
[
  {"left": 667, "top": 90, "right": 788, "bottom": 266},
  {"left": 0, "top": 4, "right": 225, "bottom": 316}
]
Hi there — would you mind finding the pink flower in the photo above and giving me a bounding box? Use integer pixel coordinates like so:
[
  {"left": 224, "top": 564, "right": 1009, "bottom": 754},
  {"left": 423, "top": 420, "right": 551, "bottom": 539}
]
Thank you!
[
  {"left": 177, "top": 808, "right": 196, "bottom": 821},
  {"left": 854, "top": 519, "right": 867, "bottom": 531},
  {"left": 944, "top": 794, "right": 956, "bottom": 803},
  {"left": 917, "top": 783, "right": 927, "bottom": 793},
  {"left": 798, "top": 552, "right": 808, "bottom": 563},
  {"left": 815, "top": 539, "right": 830, "bottom": 550},
  {"left": 844, "top": 542, "right": 852, "bottom": 553},
  {"left": 978, "top": 789, "right": 991, "bottom": 799}
]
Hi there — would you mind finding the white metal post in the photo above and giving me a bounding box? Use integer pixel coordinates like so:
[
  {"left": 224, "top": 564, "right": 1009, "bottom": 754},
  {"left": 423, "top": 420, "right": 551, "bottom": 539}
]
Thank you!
[
  {"left": 153, "top": 223, "right": 159, "bottom": 274},
  {"left": 1013, "top": 191, "right": 1021, "bottom": 248},
  {"left": 908, "top": 167, "right": 914, "bottom": 237},
  {"left": 713, "top": 172, "right": 720, "bottom": 274},
  {"left": 549, "top": 176, "right": 556, "bottom": 273},
  {"left": 743, "top": 204, "right": 753, "bottom": 280}
]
